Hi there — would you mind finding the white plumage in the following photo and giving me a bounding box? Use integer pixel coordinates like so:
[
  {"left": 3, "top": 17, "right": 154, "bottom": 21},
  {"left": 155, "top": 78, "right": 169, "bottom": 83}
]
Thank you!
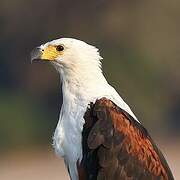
[{"left": 38, "top": 38, "right": 138, "bottom": 180}]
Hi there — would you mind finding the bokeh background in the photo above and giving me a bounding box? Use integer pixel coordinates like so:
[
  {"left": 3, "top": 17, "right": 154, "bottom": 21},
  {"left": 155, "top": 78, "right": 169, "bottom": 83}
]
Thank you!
[{"left": 0, "top": 0, "right": 180, "bottom": 179}]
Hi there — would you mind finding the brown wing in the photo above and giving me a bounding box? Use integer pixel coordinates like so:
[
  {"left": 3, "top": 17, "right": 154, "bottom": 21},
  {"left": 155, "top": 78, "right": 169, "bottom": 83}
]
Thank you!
[{"left": 77, "top": 98, "right": 174, "bottom": 180}]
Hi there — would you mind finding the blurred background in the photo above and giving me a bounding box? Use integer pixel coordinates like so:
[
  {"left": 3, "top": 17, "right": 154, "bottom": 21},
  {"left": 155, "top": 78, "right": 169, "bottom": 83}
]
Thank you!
[{"left": 0, "top": 0, "right": 180, "bottom": 179}]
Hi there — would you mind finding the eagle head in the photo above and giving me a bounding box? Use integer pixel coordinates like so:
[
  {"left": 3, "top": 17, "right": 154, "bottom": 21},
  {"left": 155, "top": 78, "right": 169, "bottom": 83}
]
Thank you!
[{"left": 31, "top": 38, "right": 102, "bottom": 76}]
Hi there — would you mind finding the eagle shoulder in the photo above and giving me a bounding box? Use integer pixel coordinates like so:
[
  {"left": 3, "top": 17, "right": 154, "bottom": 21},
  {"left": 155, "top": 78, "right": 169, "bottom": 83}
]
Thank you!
[{"left": 77, "top": 97, "right": 174, "bottom": 180}]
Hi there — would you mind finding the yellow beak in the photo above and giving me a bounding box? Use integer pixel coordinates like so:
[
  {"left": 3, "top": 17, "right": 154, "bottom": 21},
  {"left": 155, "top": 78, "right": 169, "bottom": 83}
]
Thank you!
[{"left": 31, "top": 45, "right": 61, "bottom": 63}]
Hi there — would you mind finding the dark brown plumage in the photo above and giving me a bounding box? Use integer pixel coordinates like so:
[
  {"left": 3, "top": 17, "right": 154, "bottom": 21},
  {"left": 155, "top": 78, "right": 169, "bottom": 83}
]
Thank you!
[{"left": 77, "top": 98, "right": 174, "bottom": 180}]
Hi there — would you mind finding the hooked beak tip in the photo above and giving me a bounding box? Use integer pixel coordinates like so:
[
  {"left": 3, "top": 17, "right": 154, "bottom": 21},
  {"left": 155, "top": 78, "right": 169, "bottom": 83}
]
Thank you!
[{"left": 30, "top": 47, "right": 42, "bottom": 63}]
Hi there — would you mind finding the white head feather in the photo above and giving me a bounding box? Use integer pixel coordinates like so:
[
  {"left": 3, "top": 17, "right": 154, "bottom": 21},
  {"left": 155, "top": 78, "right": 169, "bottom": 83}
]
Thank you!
[{"left": 41, "top": 38, "right": 103, "bottom": 81}]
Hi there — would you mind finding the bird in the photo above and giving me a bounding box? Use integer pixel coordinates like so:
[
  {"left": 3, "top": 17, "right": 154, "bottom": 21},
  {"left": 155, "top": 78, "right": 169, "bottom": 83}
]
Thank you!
[{"left": 31, "top": 38, "right": 174, "bottom": 180}]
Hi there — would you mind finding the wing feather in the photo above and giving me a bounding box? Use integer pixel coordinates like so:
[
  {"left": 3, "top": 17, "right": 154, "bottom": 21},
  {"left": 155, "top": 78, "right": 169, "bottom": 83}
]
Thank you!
[{"left": 78, "top": 98, "right": 174, "bottom": 180}]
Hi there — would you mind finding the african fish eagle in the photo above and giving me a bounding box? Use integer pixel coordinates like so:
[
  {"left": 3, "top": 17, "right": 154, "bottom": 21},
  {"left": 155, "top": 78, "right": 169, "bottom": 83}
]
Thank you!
[{"left": 31, "top": 38, "right": 174, "bottom": 180}]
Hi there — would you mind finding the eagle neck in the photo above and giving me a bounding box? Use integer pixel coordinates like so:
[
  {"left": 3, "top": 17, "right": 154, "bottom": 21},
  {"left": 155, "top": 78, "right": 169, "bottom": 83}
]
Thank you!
[{"left": 53, "top": 70, "right": 110, "bottom": 180}]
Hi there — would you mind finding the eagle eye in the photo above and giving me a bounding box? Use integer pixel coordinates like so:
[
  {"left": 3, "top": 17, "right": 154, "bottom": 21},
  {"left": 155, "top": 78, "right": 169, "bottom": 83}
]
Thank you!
[{"left": 56, "top": 45, "right": 64, "bottom": 52}]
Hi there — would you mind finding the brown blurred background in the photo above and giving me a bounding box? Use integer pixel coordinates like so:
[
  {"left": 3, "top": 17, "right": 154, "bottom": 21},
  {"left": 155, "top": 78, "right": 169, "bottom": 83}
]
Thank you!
[{"left": 0, "top": 0, "right": 180, "bottom": 179}]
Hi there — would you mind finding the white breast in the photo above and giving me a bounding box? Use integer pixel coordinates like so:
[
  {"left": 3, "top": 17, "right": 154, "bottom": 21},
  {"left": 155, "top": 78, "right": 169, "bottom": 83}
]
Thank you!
[{"left": 53, "top": 81, "right": 138, "bottom": 180}]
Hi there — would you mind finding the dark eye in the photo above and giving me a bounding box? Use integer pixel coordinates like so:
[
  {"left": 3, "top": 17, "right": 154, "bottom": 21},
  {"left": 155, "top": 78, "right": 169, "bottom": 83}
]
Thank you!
[{"left": 56, "top": 45, "right": 64, "bottom": 51}]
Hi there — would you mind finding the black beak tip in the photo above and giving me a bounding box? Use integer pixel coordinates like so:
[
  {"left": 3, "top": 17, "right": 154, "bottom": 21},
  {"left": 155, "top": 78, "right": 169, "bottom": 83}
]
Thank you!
[{"left": 30, "top": 47, "right": 42, "bottom": 63}]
